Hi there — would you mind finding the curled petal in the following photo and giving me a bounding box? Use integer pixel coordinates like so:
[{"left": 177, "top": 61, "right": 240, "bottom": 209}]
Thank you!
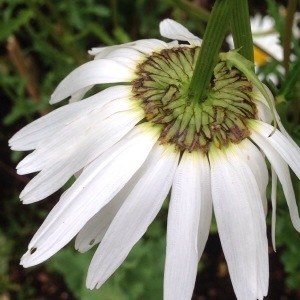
[
  {"left": 160, "top": 19, "right": 202, "bottom": 46},
  {"left": 51, "top": 60, "right": 136, "bottom": 103}
]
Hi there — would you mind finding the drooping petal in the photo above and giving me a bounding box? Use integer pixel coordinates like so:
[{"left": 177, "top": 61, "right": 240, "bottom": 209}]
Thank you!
[
  {"left": 251, "top": 87, "right": 300, "bottom": 149},
  {"left": 9, "top": 85, "right": 132, "bottom": 151},
  {"left": 235, "top": 139, "right": 269, "bottom": 299},
  {"left": 196, "top": 154, "right": 213, "bottom": 259},
  {"left": 20, "top": 124, "right": 160, "bottom": 267},
  {"left": 253, "top": 98, "right": 273, "bottom": 124},
  {"left": 249, "top": 120, "right": 300, "bottom": 178},
  {"left": 50, "top": 60, "right": 137, "bottom": 103},
  {"left": 271, "top": 167, "right": 278, "bottom": 250},
  {"left": 164, "top": 151, "right": 212, "bottom": 300},
  {"left": 210, "top": 144, "right": 268, "bottom": 300},
  {"left": 74, "top": 195, "right": 124, "bottom": 253},
  {"left": 251, "top": 85, "right": 274, "bottom": 124},
  {"left": 274, "top": 110, "right": 300, "bottom": 150},
  {"left": 17, "top": 98, "right": 142, "bottom": 174},
  {"left": 159, "top": 19, "right": 202, "bottom": 46},
  {"left": 239, "top": 138, "right": 269, "bottom": 215},
  {"left": 75, "top": 166, "right": 144, "bottom": 252},
  {"left": 250, "top": 125, "right": 300, "bottom": 232},
  {"left": 18, "top": 107, "right": 143, "bottom": 203},
  {"left": 86, "top": 143, "right": 179, "bottom": 289}
]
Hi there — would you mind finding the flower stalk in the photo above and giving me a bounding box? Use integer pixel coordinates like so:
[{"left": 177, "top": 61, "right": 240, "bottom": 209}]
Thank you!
[
  {"left": 188, "top": 0, "right": 233, "bottom": 104},
  {"left": 230, "top": 0, "right": 254, "bottom": 64}
]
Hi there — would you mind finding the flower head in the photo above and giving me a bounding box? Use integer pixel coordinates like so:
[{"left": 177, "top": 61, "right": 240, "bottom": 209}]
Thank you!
[{"left": 9, "top": 19, "right": 300, "bottom": 300}]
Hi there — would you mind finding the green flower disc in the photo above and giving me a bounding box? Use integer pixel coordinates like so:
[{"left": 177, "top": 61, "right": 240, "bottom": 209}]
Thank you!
[{"left": 132, "top": 46, "right": 257, "bottom": 153}]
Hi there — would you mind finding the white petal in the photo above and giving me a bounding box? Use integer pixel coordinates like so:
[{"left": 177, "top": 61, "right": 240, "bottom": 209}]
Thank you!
[
  {"left": 19, "top": 108, "right": 143, "bottom": 203},
  {"left": 86, "top": 143, "right": 179, "bottom": 289},
  {"left": 20, "top": 124, "right": 160, "bottom": 267},
  {"left": 253, "top": 98, "right": 273, "bottom": 124},
  {"left": 271, "top": 167, "right": 278, "bottom": 250},
  {"left": 159, "top": 19, "right": 202, "bottom": 46},
  {"left": 69, "top": 85, "right": 94, "bottom": 103},
  {"left": 50, "top": 60, "right": 136, "bottom": 103},
  {"left": 249, "top": 120, "right": 300, "bottom": 179},
  {"left": 17, "top": 99, "right": 141, "bottom": 174},
  {"left": 274, "top": 110, "right": 300, "bottom": 150},
  {"left": 95, "top": 48, "right": 145, "bottom": 69},
  {"left": 74, "top": 194, "right": 125, "bottom": 253},
  {"left": 164, "top": 151, "right": 212, "bottom": 300},
  {"left": 252, "top": 85, "right": 274, "bottom": 124},
  {"left": 75, "top": 167, "right": 143, "bottom": 252},
  {"left": 250, "top": 125, "right": 300, "bottom": 232},
  {"left": 127, "top": 39, "right": 170, "bottom": 54},
  {"left": 89, "top": 39, "right": 168, "bottom": 58},
  {"left": 196, "top": 154, "right": 212, "bottom": 259},
  {"left": 9, "top": 85, "right": 132, "bottom": 151},
  {"left": 17, "top": 95, "right": 141, "bottom": 174},
  {"left": 210, "top": 145, "right": 268, "bottom": 299},
  {"left": 238, "top": 138, "right": 269, "bottom": 215}
]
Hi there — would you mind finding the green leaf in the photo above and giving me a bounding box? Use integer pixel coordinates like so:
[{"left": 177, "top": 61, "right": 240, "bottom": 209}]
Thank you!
[
  {"left": 0, "top": 9, "right": 34, "bottom": 41},
  {"left": 278, "top": 59, "right": 300, "bottom": 101}
]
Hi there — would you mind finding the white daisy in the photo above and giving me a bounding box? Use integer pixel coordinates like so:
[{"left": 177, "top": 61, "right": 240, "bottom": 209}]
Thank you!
[
  {"left": 251, "top": 13, "right": 300, "bottom": 64},
  {"left": 250, "top": 14, "right": 282, "bottom": 64},
  {"left": 9, "top": 19, "right": 300, "bottom": 300}
]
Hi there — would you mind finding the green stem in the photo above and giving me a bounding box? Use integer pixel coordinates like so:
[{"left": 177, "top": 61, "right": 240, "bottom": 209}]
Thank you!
[
  {"left": 283, "top": 0, "right": 297, "bottom": 73},
  {"left": 230, "top": 0, "right": 254, "bottom": 64},
  {"left": 189, "top": 0, "right": 233, "bottom": 104}
]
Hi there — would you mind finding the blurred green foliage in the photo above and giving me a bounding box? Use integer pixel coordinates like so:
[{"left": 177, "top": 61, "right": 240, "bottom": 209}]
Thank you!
[
  {"left": 48, "top": 219, "right": 166, "bottom": 300},
  {"left": 1, "top": 0, "right": 300, "bottom": 299}
]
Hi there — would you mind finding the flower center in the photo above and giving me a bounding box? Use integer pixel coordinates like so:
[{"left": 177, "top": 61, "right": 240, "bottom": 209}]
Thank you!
[{"left": 132, "top": 46, "right": 257, "bottom": 153}]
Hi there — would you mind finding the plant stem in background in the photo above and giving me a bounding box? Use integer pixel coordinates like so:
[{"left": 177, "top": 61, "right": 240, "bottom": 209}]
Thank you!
[{"left": 283, "top": 0, "right": 297, "bottom": 73}]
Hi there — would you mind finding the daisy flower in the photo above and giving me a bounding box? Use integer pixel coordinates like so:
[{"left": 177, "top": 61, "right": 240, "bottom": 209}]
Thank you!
[
  {"left": 250, "top": 14, "right": 282, "bottom": 65},
  {"left": 9, "top": 19, "right": 300, "bottom": 300},
  {"left": 250, "top": 12, "right": 300, "bottom": 65}
]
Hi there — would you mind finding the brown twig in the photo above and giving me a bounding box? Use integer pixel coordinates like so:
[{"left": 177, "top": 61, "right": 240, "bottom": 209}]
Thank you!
[{"left": 6, "top": 35, "right": 48, "bottom": 115}]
